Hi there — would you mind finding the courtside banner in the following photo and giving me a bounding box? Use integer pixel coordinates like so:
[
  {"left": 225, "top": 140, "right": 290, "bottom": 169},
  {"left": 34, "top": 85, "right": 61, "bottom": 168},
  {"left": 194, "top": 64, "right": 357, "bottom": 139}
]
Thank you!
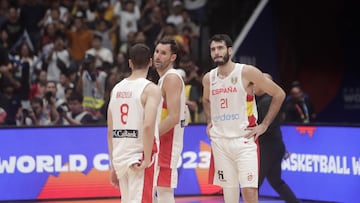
[
  {"left": 0, "top": 126, "right": 220, "bottom": 201},
  {"left": 260, "top": 125, "right": 360, "bottom": 203},
  {"left": 1, "top": 125, "right": 359, "bottom": 202}
]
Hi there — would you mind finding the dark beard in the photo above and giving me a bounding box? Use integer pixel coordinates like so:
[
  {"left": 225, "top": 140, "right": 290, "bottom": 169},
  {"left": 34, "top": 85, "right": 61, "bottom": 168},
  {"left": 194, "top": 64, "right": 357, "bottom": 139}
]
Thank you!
[{"left": 213, "top": 52, "right": 230, "bottom": 66}]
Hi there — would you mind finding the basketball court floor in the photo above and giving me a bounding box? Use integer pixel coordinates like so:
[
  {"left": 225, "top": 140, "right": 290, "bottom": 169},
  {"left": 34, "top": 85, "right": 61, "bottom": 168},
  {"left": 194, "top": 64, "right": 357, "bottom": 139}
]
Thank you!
[{"left": 7, "top": 195, "right": 324, "bottom": 203}]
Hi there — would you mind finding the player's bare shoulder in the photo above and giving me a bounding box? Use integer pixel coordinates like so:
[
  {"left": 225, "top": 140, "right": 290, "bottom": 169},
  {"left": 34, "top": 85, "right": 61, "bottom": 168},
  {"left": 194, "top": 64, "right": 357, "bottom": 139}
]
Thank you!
[
  {"left": 141, "top": 82, "right": 161, "bottom": 105},
  {"left": 162, "top": 72, "right": 184, "bottom": 97},
  {"left": 242, "top": 64, "right": 264, "bottom": 82},
  {"left": 202, "top": 72, "right": 210, "bottom": 86},
  {"left": 241, "top": 64, "right": 265, "bottom": 92},
  {"left": 164, "top": 72, "right": 183, "bottom": 86},
  {"left": 145, "top": 82, "right": 162, "bottom": 98},
  {"left": 242, "top": 64, "right": 261, "bottom": 76}
]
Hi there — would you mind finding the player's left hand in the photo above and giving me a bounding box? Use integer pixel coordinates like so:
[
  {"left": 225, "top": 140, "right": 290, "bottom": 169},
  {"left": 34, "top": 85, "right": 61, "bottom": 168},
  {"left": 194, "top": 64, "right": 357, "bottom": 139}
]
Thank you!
[
  {"left": 130, "top": 159, "right": 151, "bottom": 171},
  {"left": 245, "top": 124, "right": 267, "bottom": 140}
]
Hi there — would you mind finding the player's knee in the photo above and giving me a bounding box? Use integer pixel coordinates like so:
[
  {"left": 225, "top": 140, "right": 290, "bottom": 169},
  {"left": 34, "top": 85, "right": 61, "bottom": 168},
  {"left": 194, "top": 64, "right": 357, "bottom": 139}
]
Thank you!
[
  {"left": 156, "top": 187, "right": 174, "bottom": 203},
  {"left": 241, "top": 187, "right": 258, "bottom": 203},
  {"left": 223, "top": 187, "right": 240, "bottom": 203}
]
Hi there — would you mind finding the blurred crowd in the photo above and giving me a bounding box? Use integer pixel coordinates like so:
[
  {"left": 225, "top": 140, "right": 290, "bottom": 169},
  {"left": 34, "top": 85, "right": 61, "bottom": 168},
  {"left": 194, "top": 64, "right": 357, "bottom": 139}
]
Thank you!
[
  {"left": 0, "top": 0, "right": 316, "bottom": 127},
  {"left": 0, "top": 0, "right": 208, "bottom": 126}
]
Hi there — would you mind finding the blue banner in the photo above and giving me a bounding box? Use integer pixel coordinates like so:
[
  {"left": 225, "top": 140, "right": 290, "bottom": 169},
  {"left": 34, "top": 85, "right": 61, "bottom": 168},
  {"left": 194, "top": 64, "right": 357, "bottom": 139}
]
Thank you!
[
  {"left": 0, "top": 125, "right": 359, "bottom": 202},
  {"left": 260, "top": 125, "right": 360, "bottom": 203}
]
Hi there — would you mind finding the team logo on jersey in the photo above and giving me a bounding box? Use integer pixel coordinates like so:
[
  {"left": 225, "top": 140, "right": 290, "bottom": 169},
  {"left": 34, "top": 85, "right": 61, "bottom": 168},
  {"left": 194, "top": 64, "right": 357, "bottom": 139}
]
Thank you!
[
  {"left": 247, "top": 172, "right": 254, "bottom": 182},
  {"left": 113, "top": 129, "right": 138, "bottom": 138},
  {"left": 231, "top": 77, "right": 238, "bottom": 84}
]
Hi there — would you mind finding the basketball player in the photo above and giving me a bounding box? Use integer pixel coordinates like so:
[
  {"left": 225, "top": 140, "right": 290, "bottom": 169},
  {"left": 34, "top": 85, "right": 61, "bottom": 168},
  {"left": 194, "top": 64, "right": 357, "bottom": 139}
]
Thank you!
[
  {"left": 107, "top": 43, "right": 162, "bottom": 202},
  {"left": 255, "top": 73, "right": 299, "bottom": 203},
  {"left": 153, "top": 37, "right": 186, "bottom": 203},
  {"left": 202, "top": 34, "right": 285, "bottom": 203}
]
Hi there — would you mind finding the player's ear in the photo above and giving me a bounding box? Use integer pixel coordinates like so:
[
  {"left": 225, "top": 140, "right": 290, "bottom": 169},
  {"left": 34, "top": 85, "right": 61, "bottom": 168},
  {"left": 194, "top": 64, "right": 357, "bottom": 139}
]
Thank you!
[
  {"left": 148, "top": 58, "right": 153, "bottom": 68},
  {"left": 128, "top": 59, "right": 134, "bottom": 70},
  {"left": 170, "top": 53, "right": 177, "bottom": 62},
  {"left": 228, "top": 47, "right": 233, "bottom": 56}
]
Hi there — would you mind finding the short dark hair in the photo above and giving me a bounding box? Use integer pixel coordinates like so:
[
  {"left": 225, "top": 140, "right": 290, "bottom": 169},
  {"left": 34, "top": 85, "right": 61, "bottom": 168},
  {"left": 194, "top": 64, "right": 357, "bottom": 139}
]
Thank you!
[
  {"left": 156, "top": 37, "right": 179, "bottom": 55},
  {"left": 129, "top": 43, "right": 151, "bottom": 69},
  {"left": 209, "top": 34, "right": 233, "bottom": 48},
  {"left": 31, "top": 97, "right": 44, "bottom": 107},
  {"left": 46, "top": 80, "right": 57, "bottom": 87},
  {"left": 93, "top": 34, "right": 103, "bottom": 41},
  {"left": 68, "top": 92, "right": 83, "bottom": 103}
]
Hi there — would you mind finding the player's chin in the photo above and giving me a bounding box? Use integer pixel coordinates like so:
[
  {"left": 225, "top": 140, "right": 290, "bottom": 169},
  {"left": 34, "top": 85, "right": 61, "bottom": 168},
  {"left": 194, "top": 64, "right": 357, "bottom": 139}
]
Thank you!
[
  {"left": 153, "top": 61, "right": 161, "bottom": 67},
  {"left": 214, "top": 60, "right": 226, "bottom": 66}
]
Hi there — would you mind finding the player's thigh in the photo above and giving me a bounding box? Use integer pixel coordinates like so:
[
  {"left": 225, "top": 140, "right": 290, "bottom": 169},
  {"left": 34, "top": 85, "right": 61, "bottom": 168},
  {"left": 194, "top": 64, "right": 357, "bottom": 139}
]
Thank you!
[
  {"left": 119, "top": 174, "right": 129, "bottom": 202},
  {"left": 235, "top": 139, "right": 258, "bottom": 188},
  {"left": 211, "top": 139, "right": 239, "bottom": 187},
  {"left": 128, "top": 165, "right": 156, "bottom": 202}
]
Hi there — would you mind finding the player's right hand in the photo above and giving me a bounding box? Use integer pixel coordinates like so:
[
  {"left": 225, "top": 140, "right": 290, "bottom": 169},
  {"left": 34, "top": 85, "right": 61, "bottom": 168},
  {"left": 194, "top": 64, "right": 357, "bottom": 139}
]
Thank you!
[
  {"left": 110, "top": 167, "right": 119, "bottom": 188},
  {"left": 206, "top": 123, "right": 212, "bottom": 137}
]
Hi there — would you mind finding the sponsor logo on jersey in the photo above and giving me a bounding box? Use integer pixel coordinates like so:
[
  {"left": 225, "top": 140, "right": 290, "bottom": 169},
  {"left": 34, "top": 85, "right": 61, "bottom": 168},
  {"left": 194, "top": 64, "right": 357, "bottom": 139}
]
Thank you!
[
  {"left": 113, "top": 129, "right": 138, "bottom": 138},
  {"left": 247, "top": 172, "right": 254, "bottom": 182},
  {"left": 212, "top": 113, "right": 240, "bottom": 122}
]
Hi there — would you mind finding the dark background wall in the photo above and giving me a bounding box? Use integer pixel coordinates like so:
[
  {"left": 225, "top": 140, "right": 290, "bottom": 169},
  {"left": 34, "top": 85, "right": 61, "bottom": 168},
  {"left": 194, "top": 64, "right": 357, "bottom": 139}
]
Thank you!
[{"left": 205, "top": 0, "right": 360, "bottom": 123}]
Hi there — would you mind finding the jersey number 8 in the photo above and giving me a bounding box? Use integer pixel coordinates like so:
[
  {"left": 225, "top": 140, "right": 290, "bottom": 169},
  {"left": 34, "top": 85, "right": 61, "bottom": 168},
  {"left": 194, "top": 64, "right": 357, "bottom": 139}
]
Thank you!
[{"left": 120, "top": 103, "right": 129, "bottom": 124}]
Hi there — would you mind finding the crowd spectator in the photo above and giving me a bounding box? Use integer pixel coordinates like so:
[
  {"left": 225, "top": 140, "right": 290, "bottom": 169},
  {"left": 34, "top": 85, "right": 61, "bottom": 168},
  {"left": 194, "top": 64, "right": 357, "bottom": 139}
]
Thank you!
[
  {"left": 43, "top": 80, "right": 65, "bottom": 124},
  {"left": 0, "top": 0, "right": 209, "bottom": 126},
  {"left": 41, "top": 23, "right": 58, "bottom": 50},
  {"left": 114, "top": 0, "right": 140, "bottom": 44},
  {"left": 0, "top": 80, "right": 21, "bottom": 126},
  {"left": 166, "top": 0, "right": 184, "bottom": 26},
  {"left": 0, "top": 0, "right": 10, "bottom": 28},
  {"left": 176, "top": 68, "right": 199, "bottom": 123},
  {"left": 45, "top": 34, "right": 70, "bottom": 83},
  {"left": 0, "top": 29, "right": 9, "bottom": 49},
  {"left": 13, "top": 42, "right": 42, "bottom": 83},
  {"left": 29, "top": 69, "right": 47, "bottom": 100},
  {"left": 157, "top": 22, "right": 189, "bottom": 55},
  {"left": 85, "top": 34, "right": 113, "bottom": 68},
  {"left": 178, "top": 54, "right": 204, "bottom": 122},
  {"left": 56, "top": 72, "right": 75, "bottom": 101},
  {"left": 76, "top": 53, "right": 107, "bottom": 122},
  {"left": 138, "top": 5, "right": 163, "bottom": 50},
  {"left": 71, "top": 0, "right": 96, "bottom": 26},
  {"left": 282, "top": 83, "right": 316, "bottom": 123},
  {"left": 19, "top": 0, "right": 47, "bottom": 53},
  {"left": 60, "top": 92, "right": 96, "bottom": 125},
  {"left": 94, "top": 19, "right": 117, "bottom": 51},
  {"left": 1, "top": 6, "right": 24, "bottom": 52},
  {"left": 66, "top": 10, "right": 93, "bottom": 65},
  {"left": 118, "top": 31, "right": 136, "bottom": 55},
  {"left": 44, "top": 0, "right": 70, "bottom": 26},
  {"left": 16, "top": 96, "right": 51, "bottom": 126}
]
